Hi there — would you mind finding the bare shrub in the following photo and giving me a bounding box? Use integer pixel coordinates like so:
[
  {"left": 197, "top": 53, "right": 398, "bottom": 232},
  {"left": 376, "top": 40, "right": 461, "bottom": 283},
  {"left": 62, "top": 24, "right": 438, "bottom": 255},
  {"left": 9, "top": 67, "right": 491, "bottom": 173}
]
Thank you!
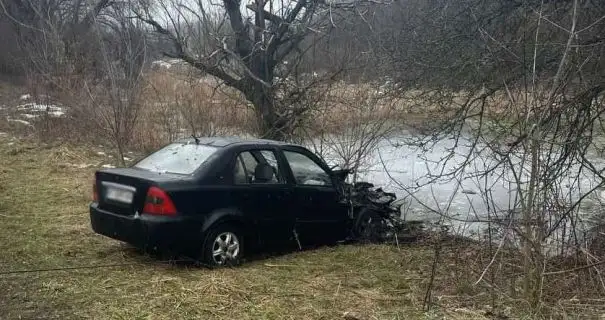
[
  {"left": 132, "top": 71, "right": 254, "bottom": 150},
  {"left": 298, "top": 82, "right": 402, "bottom": 178}
]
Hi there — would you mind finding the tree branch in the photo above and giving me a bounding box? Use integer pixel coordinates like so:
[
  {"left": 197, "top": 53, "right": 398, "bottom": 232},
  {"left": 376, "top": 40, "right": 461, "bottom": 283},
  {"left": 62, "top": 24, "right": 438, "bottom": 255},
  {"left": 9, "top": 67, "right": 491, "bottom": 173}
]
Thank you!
[
  {"left": 246, "top": 4, "right": 282, "bottom": 24},
  {"left": 223, "top": 0, "right": 253, "bottom": 58},
  {"left": 136, "top": 14, "right": 244, "bottom": 91}
]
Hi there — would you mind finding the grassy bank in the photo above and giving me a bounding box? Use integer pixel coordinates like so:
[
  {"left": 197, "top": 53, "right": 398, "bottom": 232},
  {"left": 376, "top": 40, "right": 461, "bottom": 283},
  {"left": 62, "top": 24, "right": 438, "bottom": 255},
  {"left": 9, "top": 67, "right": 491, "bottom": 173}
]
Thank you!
[{"left": 0, "top": 135, "right": 498, "bottom": 320}]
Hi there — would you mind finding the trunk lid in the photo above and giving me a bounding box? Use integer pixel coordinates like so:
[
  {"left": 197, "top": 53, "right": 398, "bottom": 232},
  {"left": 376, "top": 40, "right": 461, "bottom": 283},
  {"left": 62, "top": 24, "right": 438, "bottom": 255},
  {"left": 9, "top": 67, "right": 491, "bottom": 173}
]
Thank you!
[{"left": 94, "top": 168, "right": 187, "bottom": 216}]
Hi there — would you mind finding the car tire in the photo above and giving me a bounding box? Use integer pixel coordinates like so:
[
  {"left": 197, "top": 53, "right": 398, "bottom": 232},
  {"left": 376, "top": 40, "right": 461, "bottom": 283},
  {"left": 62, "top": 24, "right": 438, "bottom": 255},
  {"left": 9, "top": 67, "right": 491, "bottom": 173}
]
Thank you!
[
  {"left": 200, "top": 224, "right": 244, "bottom": 268},
  {"left": 353, "top": 208, "right": 386, "bottom": 243}
]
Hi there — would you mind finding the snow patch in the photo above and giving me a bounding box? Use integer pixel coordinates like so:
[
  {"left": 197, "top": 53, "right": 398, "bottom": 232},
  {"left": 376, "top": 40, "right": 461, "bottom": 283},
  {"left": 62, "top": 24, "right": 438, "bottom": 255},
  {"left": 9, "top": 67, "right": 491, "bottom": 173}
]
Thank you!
[
  {"left": 7, "top": 118, "right": 32, "bottom": 126},
  {"left": 151, "top": 60, "right": 173, "bottom": 69},
  {"left": 123, "top": 157, "right": 132, "bottom": 161},
  {"left": 97, "top": 151, "right": 106, "bottom": 156},
  {"left": 16, "top": 103, "right": 66, "bottom": 117},
  {"left": 20, "top": 94, "right": 31, "bottom": 101},
  {"left": 21, "top": 114, "right": 39, "bottom": 119},
  {"left": 101, "top": 164, "right": 115, "bottom": 169},
  {"left": 17, "top": 102, "right": 65, "bottom": 117}
]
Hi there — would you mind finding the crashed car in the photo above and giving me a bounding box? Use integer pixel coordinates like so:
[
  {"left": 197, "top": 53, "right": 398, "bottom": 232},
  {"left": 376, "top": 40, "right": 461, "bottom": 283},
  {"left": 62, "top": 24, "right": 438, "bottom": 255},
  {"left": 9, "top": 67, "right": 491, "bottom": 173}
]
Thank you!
[{"left": 90, "top": 136, "right": 419, "bottom": 267}]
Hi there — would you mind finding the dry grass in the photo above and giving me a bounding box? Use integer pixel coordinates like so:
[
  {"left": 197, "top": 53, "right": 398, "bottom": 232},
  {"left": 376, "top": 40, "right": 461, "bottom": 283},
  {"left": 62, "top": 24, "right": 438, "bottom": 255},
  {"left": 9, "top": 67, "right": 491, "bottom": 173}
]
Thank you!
[
  {"left": 2, "top": 135, "right": 605, "bottom": 319},
  {"left": 0, "top": 72, "right": 447, "bottom": 152},
  {"left": 0, "top": 135, "right": 501, "bottom": 320},
  {"left": 132, "top": 72, "right": 256, "bottom": 151},
  {"left": 3, "top": 76, "right": 604, "bottom": 318}
]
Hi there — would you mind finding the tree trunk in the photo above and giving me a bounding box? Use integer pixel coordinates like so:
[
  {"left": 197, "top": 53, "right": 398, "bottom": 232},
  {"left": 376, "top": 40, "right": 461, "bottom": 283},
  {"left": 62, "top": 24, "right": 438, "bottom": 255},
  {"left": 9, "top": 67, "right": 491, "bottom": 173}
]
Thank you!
[
  {"left": 248, "top": 86, "right": 286, "bottom": 141},
  {"left": 522, "top": 132, "right": 543, "bottom": 310},
  {"left": 244, "top": 54, "right": 289, "bottom": 141}
]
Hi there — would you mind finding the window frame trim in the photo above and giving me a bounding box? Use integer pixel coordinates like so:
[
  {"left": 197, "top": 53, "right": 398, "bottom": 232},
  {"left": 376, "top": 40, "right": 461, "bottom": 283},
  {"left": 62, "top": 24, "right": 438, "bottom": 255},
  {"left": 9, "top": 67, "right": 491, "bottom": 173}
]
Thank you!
[{"left": 281, "top": 147, "right": 335, "bottom": 188}]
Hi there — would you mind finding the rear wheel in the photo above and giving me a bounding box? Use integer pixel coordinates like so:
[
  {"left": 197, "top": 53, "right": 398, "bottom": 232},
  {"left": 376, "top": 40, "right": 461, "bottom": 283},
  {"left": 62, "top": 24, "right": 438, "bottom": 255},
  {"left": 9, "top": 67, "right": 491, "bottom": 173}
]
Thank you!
[{"left": 200, "top": 224, "right": 244, "bottom": 268}]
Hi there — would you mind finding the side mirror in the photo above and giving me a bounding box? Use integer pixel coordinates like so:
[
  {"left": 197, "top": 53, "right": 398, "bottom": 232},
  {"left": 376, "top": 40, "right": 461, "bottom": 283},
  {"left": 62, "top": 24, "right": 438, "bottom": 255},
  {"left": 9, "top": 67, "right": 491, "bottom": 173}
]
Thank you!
[{"left": 254, "top": 163, "right": 274, "bottom": 183}]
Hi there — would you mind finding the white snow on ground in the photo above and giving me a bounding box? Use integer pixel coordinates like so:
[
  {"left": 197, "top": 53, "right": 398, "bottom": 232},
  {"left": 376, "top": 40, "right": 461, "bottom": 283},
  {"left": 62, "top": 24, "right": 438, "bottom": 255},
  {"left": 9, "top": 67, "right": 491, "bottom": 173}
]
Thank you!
[
  {"left": 97, "top": 151, "right": 106, "bottom": 156},
  {"left": 16, "top": 103, "right": 65, "bottom": 117},
  {"left": 21, "top": 114, "right": 39, "bottom": 119},
  {"left": 123, "top": 157, "right": 132, "bottom": 161},
  {"left": 20, "top": 94, "right": 31, "bottom": 101},
  {"left": 101, "top": 164, "right": 115, "bottom": 169},
  {"left": 0, "top": 132, "right": 6, "bottom": 136},
  {"left": 6, "top": 118, "right": 32, "bottom": 126},
  {"left": 151, "top": 60, "right": 172, "bottom": 69}
]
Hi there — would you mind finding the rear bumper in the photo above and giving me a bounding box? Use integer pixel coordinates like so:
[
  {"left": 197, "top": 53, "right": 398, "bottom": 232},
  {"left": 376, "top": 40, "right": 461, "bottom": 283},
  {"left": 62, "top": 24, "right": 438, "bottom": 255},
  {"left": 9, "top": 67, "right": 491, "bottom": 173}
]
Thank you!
[{"left": 89, "top": 203, "right": 198, "bottom": 253}]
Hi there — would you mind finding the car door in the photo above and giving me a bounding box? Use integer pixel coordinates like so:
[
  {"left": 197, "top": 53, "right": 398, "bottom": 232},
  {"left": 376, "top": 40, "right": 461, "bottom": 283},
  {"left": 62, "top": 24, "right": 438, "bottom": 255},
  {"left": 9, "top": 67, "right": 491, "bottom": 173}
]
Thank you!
[
  {"left": 229, "top": 148, "right": 295, "bottom": 248},
  {"left": 281, "top": 148, "right": 349, "bottom": 245}
]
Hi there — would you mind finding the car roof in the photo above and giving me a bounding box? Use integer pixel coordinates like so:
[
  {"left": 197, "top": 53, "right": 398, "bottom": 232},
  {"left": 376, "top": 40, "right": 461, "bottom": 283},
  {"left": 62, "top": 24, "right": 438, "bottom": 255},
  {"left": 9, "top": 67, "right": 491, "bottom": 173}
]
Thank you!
[{"left": 174, "top": 136, "right": 300, "bottom": 148}]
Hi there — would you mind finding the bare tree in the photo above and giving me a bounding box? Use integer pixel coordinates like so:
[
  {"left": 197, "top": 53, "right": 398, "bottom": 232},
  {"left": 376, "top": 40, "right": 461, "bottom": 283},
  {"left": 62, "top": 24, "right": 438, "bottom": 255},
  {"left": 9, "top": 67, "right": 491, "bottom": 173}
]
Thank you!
[
  {"left": 0, "top": 0, "right": 113, "bottom": 82},
  {"left": 84, "top": 3, "right": 148, "bottom": 164},
  {"left": 133, "top": 0, "right": 381, "bottom": 140},
  {"left": 370, "top": 0, "right": 605, "bottom": 313},
  {"left": 299, "top": 81, "right": 401, "bottom": 180}
]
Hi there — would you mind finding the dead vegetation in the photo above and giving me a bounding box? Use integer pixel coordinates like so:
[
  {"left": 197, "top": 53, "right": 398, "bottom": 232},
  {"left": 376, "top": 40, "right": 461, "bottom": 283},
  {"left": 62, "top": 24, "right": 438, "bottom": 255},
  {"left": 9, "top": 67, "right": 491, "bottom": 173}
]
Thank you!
[
  {"left": 0, "top": 136, "right": 604, "bottom": 319},
  {"left": 0, "top": 135, "right": 485, "bottom": 320},
  {"left": 0, "top": 71, "right": 435, "bottom": 154}
]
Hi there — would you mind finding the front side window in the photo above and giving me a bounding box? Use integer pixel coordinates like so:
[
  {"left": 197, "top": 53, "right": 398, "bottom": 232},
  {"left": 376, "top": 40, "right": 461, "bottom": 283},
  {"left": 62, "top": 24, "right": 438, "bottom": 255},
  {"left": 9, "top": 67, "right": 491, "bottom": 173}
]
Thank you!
[
  {"left": 283, "top": 150, "right": 332, "bottom": 186},
  {"left": 134, "top": 142, "right": 218, "bottom": 175}
]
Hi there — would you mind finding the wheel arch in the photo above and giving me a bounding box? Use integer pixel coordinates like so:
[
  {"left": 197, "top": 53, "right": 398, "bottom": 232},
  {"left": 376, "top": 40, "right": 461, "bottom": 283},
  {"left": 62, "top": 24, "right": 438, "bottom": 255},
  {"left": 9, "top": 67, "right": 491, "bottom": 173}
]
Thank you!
[{"left": 201, "top": 207, "right": 247, "bottom": 234}]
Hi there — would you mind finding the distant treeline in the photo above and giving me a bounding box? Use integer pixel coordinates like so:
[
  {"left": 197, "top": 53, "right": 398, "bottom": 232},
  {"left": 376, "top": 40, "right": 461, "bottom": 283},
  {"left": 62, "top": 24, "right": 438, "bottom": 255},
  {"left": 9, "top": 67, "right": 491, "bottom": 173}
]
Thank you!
[{"left": 1, "top": 0, "right": 604, "bottom": 90}]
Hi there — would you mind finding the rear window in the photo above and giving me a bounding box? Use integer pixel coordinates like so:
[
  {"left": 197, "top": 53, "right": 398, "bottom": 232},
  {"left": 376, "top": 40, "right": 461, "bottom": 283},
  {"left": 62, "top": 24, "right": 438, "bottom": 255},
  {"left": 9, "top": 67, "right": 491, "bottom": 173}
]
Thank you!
[{"left": 134, "top": 143, "right": 219, "bottom": 175}]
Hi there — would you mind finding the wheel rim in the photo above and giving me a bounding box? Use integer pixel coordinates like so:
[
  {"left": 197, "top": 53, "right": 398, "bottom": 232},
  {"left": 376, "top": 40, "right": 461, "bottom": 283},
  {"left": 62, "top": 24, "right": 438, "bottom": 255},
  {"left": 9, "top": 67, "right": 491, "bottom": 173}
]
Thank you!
[{"left": 211, "top": 232, "right": 240, "bottom": 265}]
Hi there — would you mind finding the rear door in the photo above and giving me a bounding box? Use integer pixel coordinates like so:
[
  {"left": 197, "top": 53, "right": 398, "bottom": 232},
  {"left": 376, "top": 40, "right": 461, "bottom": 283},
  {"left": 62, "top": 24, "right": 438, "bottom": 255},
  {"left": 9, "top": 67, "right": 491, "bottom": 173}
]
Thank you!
[
  {"left": 229, "top": 148, "right": 294, "bottom": 247},
  {"left": 281, "top": 148, "right": 349, "bottom": 244}
]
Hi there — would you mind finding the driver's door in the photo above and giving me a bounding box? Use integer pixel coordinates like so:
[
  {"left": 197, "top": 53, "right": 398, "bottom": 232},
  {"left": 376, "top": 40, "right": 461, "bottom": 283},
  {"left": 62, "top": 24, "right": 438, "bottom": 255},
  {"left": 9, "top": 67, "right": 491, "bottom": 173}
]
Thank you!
[{"left": 281, "top": 148, "right": 349, "bottom": 245}]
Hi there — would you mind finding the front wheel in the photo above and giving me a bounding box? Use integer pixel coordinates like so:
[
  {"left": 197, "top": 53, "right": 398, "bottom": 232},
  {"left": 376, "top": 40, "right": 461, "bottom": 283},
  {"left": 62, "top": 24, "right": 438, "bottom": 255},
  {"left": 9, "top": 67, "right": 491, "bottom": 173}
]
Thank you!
[
  {"left": 353, "top": 208, "right": 387, "bottom": 243},
  {"left": 200, "top": 224, "right": 244, "bottom": 268}
]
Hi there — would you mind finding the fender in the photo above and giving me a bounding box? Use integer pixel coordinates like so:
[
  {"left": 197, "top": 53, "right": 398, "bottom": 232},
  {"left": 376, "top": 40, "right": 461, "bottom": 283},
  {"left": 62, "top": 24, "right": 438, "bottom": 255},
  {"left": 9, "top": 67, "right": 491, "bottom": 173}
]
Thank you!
[{"left": 200, "top": 207, "right": 247, "bottom": 234}]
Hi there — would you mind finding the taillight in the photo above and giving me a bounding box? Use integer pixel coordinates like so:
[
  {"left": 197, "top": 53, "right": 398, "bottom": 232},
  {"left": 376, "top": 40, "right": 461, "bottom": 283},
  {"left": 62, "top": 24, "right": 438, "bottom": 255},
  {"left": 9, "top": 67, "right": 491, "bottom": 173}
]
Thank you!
[
  {"left": 143, "top": 187, "right": 177, "bottom": 216},
  {"left": 93, "top": 179, "right": 99, "bottom": 202}
]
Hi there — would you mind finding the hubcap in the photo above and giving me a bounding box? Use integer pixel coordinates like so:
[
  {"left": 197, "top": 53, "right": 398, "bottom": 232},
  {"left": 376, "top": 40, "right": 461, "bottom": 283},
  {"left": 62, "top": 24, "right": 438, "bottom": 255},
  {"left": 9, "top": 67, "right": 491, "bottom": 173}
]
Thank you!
[{"left": 211, "top": 232, "right": 240, "bottom": 265}]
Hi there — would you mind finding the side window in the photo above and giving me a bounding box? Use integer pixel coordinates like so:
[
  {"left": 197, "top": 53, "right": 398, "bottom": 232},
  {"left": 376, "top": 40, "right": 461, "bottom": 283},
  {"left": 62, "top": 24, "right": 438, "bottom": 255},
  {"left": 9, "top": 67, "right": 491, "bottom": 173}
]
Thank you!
[
  {"left": 233, "top": 150, "right": 284, "bottom": 184},
  {"left": 240, "top": 152, "right": 258, "bottom": 174},
  {"left": 283, "top": 151, "right": 332, "bottom": 186},
  {"left": 233, "top": 156, "right": 248, "bottom": 184},
  {"left": 260, "top": 150, "right": 283, "bottom": 182},
  {"left": 233, "top": 152, "right": 258, "bottom": 184}
]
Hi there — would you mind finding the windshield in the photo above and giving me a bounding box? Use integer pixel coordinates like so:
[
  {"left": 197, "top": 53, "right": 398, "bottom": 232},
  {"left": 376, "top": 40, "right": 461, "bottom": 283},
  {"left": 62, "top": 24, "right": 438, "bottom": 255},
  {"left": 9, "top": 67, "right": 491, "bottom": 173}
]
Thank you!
[{"left": 134, "top": 142, "right": 219, "bottom": 175}]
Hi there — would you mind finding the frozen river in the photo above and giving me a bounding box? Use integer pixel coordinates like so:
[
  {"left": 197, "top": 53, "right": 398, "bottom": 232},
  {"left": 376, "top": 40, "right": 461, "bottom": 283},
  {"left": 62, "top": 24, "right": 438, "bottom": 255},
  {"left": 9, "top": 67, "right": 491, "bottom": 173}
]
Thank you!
[{"left": 315, "top": 133, "right": 605, "bottom": 244}]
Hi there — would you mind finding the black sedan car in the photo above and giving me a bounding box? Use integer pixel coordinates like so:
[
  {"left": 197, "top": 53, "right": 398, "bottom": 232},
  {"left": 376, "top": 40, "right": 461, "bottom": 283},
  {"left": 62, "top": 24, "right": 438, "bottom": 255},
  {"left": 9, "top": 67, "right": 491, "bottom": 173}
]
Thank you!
[{"left": 90, "top": 136, "right": 357, "bottom": 267}]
